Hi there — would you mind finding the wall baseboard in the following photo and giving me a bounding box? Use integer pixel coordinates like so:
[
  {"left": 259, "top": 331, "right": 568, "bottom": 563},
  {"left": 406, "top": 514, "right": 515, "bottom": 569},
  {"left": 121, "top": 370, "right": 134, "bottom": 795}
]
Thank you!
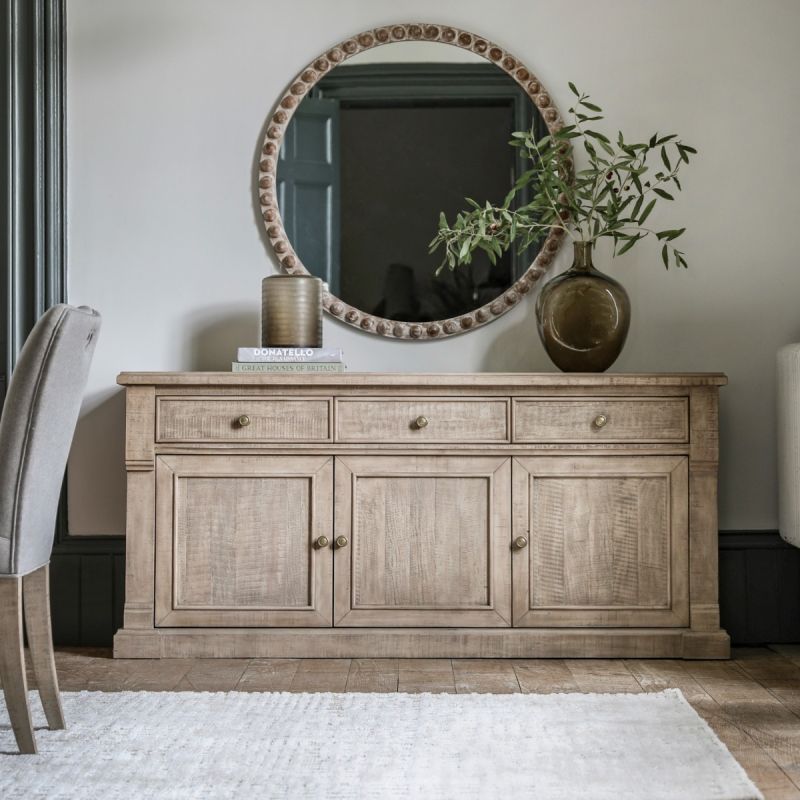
[
  {"left": 718, "top": 530, "right": 800, "bottom": 645},
  {"left": 48, "top": 531, "right": 799, "bottom": 648},
  {"left": 50, "top": 538, "right": 125, "bottom": 647}
]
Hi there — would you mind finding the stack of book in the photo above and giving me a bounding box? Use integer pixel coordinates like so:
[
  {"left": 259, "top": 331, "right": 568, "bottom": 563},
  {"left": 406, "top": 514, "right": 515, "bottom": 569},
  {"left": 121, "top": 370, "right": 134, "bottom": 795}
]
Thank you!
[{"left": 232, "top": 347, "right": 345, "bottom": 373}]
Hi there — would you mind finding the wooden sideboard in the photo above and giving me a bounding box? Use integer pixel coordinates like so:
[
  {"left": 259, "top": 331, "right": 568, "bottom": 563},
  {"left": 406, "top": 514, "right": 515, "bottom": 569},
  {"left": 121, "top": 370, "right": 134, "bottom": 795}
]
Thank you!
[{"left": 113, "top": 372, "right": 729, "bottom": 659}]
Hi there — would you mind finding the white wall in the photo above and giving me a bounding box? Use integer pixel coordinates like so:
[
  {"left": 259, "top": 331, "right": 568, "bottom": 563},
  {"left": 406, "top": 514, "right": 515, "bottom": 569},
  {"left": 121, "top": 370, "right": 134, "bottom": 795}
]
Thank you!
[{"left": 66, "top": 0, "right": 800, "bottom": 534}]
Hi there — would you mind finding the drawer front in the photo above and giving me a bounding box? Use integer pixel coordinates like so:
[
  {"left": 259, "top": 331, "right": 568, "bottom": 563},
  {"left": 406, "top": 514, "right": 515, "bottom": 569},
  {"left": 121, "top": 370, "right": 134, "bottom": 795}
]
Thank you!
[
  {"left": 336, "top": 398, "right": 509, "bottom": 443},
  {"left": 513, "top": 398, "right": 688, "bottom": 443},
  {"left": 157, "top": 397, "right": 332, "bottom": 442}
]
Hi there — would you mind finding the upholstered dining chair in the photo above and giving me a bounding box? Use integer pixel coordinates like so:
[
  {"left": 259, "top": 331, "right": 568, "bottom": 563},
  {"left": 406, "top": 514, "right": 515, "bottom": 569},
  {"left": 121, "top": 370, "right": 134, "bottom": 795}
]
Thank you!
[{"left": 0, "top": 304, "right": 100, "bottom": 754}]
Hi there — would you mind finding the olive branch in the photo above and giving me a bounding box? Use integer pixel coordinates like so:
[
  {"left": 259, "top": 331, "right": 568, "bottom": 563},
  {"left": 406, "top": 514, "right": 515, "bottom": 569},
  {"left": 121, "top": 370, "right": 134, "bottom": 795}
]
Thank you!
[{"left": 430, "top": 83, "right": 696, "bottom": 274}]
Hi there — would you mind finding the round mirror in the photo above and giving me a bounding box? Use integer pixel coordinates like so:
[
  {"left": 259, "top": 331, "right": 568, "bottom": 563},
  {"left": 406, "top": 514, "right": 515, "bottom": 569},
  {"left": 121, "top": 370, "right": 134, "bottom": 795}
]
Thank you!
[{"left": 258, "top": 24, "right": 566, "bottom": 339}]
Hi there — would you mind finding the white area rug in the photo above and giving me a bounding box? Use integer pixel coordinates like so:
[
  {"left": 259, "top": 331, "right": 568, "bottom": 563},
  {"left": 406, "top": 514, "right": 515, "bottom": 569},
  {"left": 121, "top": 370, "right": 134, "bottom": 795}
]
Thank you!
[{"left": 0, "top": 689, "right": 760, "bottom": 799}]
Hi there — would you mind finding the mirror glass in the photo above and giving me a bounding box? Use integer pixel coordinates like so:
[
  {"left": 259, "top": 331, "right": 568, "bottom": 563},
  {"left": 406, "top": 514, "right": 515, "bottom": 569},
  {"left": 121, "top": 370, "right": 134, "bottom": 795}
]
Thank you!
[{"left": 276, "top": 41, "right": 546, "bottom": 323}]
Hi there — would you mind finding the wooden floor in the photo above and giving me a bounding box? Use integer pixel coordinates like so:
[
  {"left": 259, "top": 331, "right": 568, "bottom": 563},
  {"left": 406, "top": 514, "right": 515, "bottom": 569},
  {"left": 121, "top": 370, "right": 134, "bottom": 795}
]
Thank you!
[{"left": 7, "top": 646, "right": 800, "bottom": 798}]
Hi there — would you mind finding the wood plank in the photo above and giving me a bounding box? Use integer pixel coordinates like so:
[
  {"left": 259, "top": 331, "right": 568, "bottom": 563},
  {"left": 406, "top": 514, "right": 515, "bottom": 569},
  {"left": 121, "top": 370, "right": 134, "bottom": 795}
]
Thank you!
[
  {"left": 122, "top": 627, "right": 691, "bottom": 659},
  {"left": 118, "top": 372, "right": 728, "bottom": 387},
  {"left": 236, "top": 659, "right": 298, "bottom": 691},
  {"left": 625, "top": 659, "right": 713, "bottom": 702},
  {"left": 345, "top": 659, "right": 399, "bottom": 692},
  {"left": 398, "top": 659, "right": 454, "bottom": 694},
  {"left": 566, "top": 660, "right": 642, "bottom": 693},
  {"left": 184, "top": 659, "right": 250, "bottom": 691},
  {"left": 511, "top": 659, "right": 579, "bottom": 694},
  {"left": 452, "top": 660, "right": 520, "bottom": 694},
  {"left": 291, "top": 659, "right": 351, "bottom": 692},
  {"left": 734, "top": 647, "right": 800, "bottom": 689},
  {"left": 685, "top": 660, "right": 776, "bottom": 703}
]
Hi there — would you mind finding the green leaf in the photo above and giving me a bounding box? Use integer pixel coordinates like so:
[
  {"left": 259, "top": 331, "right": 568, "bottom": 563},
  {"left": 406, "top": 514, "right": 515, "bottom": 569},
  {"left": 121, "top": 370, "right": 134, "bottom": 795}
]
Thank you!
[
  {"left": 580, "top": 100, "right": 602, "bottom": 112},
  {"left": 568, "top": 81, "right": 580, "bottom": 96},
  {"left": 661, "top": 244, "right": 669, "bottom": 268},
  {"left": 653, "top": 188, "right": 674, "bottom": 201},
  {"left": 617, "top": 234, "right": 642, "bottom": 256},
  {"left": 586, "top": 129, "right": 611, "bottom": 143},
  {"left": 639, "top": 198, "right": 656, "bottom": 224},
  {"left": 660, "top": 146, "right": 671, "bottom": 171},
  {"left": 656, "top": 227, "right": 686, "bottom": 241}
]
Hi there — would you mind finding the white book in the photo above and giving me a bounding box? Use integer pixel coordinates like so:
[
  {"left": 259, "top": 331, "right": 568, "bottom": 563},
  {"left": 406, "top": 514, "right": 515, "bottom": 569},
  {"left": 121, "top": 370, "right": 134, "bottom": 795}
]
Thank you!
[
  {"left": 231, "top": 362, "right": 345, "bottom": 373},
  {"left": 237, "top": 347, "right": 343, "bottom": 363}
]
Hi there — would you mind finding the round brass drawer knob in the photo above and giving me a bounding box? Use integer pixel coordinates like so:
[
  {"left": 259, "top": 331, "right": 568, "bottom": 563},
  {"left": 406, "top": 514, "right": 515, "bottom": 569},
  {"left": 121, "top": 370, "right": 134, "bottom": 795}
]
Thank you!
[
  {"left": 315, "top": 536, "right": 330, "bottom": 549},
  {"left": 514, "top": 536, "right": 529, "bottom": 550},
  {"left": 237, "top": 414, "right": 251, "bottom": 428},
  {"left": 593, "top": 414, "right": 608, "bottom": 429},
  {"left": 414, "top": 415, "right": 429, "bottom": 429},
  {"left": 335, "top": 535, "right": 349, "bottom": 549}
]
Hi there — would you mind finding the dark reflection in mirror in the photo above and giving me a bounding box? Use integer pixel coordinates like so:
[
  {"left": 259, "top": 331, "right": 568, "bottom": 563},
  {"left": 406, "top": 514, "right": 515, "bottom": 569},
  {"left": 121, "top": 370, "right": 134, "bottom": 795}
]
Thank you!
[{"left": 277, "top": 44, "right": 546, "bottom": 323}]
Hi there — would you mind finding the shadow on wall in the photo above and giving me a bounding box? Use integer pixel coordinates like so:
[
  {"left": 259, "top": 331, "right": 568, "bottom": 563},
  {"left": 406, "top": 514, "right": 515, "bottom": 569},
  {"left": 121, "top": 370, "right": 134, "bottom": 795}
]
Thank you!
[
  {"left": 67, "top": 389, "right": 127, "bottom": 536},
  {"left": 183, "top": 305, "right": 260, "bottom": 370},
  {"left": 481, "top": 294, "right": 554, "bottom": 372}
]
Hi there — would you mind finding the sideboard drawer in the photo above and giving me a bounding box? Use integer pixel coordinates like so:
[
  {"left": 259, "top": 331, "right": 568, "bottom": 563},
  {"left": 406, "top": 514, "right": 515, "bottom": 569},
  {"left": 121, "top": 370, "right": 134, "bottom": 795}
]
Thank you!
[
  {"left": 157, "top": 397, "right": 332, "bottom": 442},
  {"left": 513, "top": 398, "right": 688, "bottom": 443},
  {"left": 336, "top": 398, "right": 509, "bottom": 443}
]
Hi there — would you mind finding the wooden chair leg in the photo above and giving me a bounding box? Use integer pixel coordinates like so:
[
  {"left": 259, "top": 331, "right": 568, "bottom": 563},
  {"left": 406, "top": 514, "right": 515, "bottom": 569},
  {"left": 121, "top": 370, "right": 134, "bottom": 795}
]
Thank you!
[
  {"left": 0, "top": 577, "right": 36, "bottom": 754},
  {"left": 23, "top": 564, "right": 64, "bottom": 730}
]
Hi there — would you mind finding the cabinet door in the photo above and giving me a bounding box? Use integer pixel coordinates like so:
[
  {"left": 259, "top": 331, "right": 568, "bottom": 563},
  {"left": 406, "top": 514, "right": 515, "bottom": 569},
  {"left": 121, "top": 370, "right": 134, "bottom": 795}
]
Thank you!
[
  {"left": 512, "top": 456, "right": 688, "bottom": 627},
  {"left": 334, "top": 456, "right": 511, "bottom": 627},
  {"left": 155, "top": 455, "right": 332, "bottom": 627}
]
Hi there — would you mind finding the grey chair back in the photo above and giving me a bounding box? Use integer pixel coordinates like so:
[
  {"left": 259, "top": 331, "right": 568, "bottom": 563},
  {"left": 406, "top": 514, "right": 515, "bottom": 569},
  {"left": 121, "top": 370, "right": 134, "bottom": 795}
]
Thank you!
[{"left": 0, "top": 305, "right": 100, "bottom": 576}]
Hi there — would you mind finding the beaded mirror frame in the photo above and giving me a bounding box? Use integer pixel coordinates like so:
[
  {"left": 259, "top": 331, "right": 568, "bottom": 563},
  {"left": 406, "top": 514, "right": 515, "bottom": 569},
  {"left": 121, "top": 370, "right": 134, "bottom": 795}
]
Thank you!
[{"left": 257, "top": 23, "right": 567, "bottom": 340}]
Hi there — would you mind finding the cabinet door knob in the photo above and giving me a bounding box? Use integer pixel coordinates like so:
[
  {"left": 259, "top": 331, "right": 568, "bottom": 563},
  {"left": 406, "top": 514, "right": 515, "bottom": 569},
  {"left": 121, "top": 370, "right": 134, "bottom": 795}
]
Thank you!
[
  {"left": 514, "top": 535, "right": 529, "bottom": 550},
  {"left": 414, "top": 415, "right": 429, "bottom": 429},
  {"left": 593, "top": 414, "right": 608, "bottom": 429},
  {"left": 237, "top": 414, "right": 251, "bottom": 428},
  {"left": 335, "top": 535, "right": 349, "bottom": 549},
  {"left": 314, "top": 536, "right": 329, "bottom": 549}
]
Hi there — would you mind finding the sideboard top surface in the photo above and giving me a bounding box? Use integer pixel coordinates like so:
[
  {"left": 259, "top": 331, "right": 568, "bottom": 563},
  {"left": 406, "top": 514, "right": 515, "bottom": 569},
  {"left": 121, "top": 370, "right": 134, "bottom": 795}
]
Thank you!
[{"left": 117, "top": 372, "right": 728, "bottom": 388}]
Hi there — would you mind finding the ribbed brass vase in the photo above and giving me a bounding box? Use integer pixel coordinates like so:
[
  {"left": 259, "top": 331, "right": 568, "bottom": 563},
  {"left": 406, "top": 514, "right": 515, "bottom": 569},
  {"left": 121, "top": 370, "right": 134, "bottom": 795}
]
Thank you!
[
  {"left": 535, "top": 241, "right": 630, "bottom": 372},
  {"left": 261, "top": 275, "right": 323, "bottom": 347}
]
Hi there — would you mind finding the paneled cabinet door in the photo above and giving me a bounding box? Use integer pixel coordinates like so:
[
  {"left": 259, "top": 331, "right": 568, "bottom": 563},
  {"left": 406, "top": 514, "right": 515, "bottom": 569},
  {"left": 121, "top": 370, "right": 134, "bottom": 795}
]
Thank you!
[
  {"left": 333, "top": 456, "right": 511, "bottom": 627},
  {"left": 512, "top": 456, "right": 689, "bottom": 628},
  {"left": 155, "top": 455, "right": 333, "bottom": 627}
]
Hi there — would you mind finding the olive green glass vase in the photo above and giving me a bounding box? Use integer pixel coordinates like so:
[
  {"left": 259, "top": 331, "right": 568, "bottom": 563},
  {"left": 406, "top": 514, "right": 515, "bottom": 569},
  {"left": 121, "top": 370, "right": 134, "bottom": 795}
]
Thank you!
[{"left": 535, "top": 241, "right": 630, "bottom": 372}]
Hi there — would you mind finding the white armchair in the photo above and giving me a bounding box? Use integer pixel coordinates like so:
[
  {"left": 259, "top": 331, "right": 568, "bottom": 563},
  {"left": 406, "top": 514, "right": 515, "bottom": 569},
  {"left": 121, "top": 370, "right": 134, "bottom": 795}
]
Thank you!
[{"left": 778, "top": 343, "right": 800, "bottom": 546}]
